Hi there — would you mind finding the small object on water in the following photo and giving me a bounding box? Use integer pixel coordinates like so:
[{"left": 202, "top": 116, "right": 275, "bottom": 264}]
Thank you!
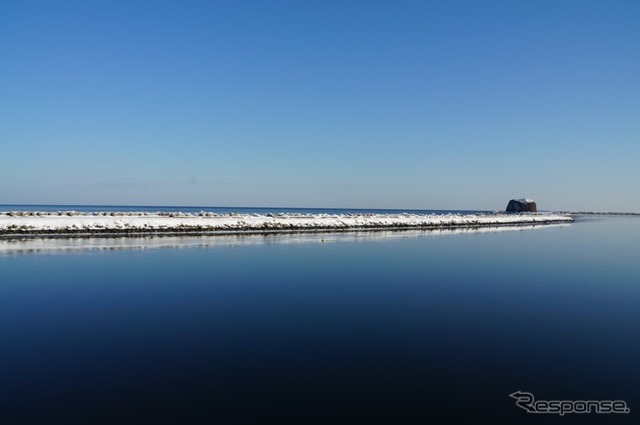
[{"left": 506, "top": 198, "right": 537, "bottom": 212}]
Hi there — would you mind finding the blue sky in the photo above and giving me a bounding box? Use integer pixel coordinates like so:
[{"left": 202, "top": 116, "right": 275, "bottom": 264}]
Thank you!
[{"left": 2, "top": 0, "right": 639, "bottom": 211}]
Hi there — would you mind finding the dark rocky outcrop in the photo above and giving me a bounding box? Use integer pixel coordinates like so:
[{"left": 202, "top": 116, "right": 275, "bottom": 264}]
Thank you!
[{"left": 506, "top": 199, "right": 537, "bottom": 213}]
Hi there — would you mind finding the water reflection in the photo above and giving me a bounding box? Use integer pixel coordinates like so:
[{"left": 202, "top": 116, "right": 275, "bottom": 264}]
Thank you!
[
  {"left": 0, "top": 223, "right": 570, "bottom": 254},
  {"left": 3, "top": 216, "right": 639, "bottom": 424}
]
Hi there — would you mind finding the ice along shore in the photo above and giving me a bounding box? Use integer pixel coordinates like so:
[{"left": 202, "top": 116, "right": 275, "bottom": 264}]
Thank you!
[{"left": 0, "top": 211, "right": 573, "bottom": 237}]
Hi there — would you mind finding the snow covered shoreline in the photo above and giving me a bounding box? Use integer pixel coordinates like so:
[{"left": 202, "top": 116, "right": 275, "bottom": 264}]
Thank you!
[{"left": 0, "top": 211, "right": 573, "bottom": 237}]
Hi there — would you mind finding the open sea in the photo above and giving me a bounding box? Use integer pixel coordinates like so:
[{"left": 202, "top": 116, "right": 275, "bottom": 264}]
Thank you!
[
  {"left": 0, "top": 204, "right": 492, "bottom": 215},
  {"left": 1, "top": 206, "right": 638, "bottom": 424}
]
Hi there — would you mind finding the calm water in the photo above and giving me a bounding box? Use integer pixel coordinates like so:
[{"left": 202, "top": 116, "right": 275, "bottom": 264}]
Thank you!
[
  {"left": 1, "top": 215, "right": 638, "bottom": 424},
  {"left": 0, "top": 204, "right": 491, "bottom": 215}
]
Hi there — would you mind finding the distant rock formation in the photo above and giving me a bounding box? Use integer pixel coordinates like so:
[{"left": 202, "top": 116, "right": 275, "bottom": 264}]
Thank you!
[{"left": 506, "top": 199, "right": 537, "bottom": 213}]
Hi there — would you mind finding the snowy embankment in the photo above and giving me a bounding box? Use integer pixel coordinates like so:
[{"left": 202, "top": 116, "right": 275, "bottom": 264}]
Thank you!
[{"left": 0, "top": 211, "right": 573, "bottom": 236}]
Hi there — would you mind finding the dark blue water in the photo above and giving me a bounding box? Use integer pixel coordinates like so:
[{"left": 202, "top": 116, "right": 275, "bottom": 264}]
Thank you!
[
  {"left": 1, "top": 215, "right": 638, "bottom": 424},
  {"left": 0, "top": 204, "right": 491, "bottom": 215}
]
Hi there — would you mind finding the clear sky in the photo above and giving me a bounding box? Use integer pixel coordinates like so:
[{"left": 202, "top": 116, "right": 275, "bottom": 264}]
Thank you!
[{"left": 1, "top": 0, "right": 639, "bottom": 212}]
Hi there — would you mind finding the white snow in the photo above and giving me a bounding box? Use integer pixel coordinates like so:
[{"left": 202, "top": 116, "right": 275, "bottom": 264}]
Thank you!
[{"left": 0, "top": 211, "right": 573, "bottom": 235}]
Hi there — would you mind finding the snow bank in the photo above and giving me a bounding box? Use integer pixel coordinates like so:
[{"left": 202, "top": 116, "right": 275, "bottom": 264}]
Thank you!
[{"left": 0, "top": 211, "right": 573, "bottom": 236}]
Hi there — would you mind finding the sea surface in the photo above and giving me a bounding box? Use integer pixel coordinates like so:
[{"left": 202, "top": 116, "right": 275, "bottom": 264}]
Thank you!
[
  {"left": 0, "top": 204, "right": 491, "bottom": 215},
  {"left": 1, "top": 209, "right": 638, "bottom": 424}
]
